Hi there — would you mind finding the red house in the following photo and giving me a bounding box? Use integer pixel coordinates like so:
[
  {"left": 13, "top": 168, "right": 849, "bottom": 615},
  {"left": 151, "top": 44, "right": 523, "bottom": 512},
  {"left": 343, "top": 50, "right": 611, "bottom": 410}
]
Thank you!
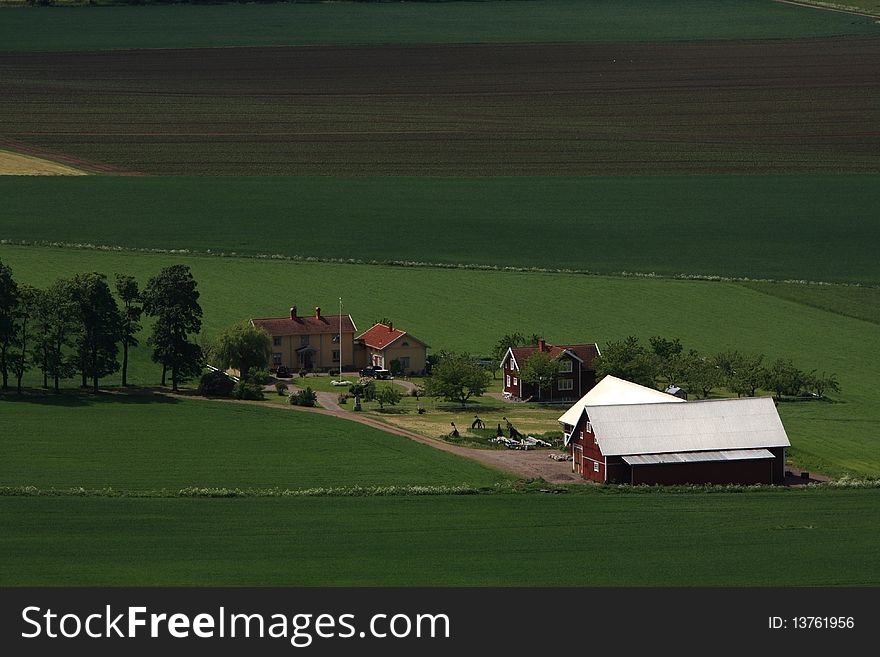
[
  {"left": 499, "top": 339, "right": 599, "bottom": 402},
  {"left": 559, "top": 376, "right": 790, "bottom": 485}
]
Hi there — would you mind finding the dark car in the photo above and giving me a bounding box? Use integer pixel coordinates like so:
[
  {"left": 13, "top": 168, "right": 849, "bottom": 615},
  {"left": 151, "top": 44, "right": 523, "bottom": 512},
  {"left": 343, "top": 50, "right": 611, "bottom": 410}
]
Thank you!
[
  {"left": 360, "top": 366, "right": 392, "bottom": 380},
  {"left": 274, "top": 366, "right": 292, "bottom": 379}
]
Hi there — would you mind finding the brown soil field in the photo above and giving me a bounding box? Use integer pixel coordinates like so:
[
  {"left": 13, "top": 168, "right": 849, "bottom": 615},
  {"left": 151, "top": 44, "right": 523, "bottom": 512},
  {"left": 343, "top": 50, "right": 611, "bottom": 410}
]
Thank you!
[{"left": 0, "top": 38, "right": 878, "bottom": 175}]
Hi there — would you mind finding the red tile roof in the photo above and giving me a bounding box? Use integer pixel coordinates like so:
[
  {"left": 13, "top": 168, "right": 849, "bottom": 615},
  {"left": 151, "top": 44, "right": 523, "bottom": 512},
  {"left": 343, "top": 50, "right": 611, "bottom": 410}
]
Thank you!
[
  {"left": 508, "top": 343, "right": 599, "bottom": 370},
  {"left": 251, "top": 313, "right": 356, "bottom": 336},
  {"left": 356, "top": 323, "right": 412, "bottom": 350}
]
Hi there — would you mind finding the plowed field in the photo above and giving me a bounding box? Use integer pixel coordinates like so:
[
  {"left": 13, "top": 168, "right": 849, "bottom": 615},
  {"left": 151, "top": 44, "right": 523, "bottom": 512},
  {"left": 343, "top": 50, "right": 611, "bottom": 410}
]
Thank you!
[{"left": 1, "top": 37, "right": 878, "bottom": 175}]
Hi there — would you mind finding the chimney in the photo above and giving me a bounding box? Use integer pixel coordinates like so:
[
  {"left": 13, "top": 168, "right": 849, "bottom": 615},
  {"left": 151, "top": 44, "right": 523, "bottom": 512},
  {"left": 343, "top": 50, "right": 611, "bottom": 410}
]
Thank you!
[
  {"left": 388, "top": 321, "right": 393, "bottom": 332},
  {"left": 315, "top": 306, "right": 321, "bottom": 320},
  {"left": 290, "top": 306, "right": 297, "bottom": 320},
  {"left": 538, "top": 338, "right": 546, "bottom": 352}
]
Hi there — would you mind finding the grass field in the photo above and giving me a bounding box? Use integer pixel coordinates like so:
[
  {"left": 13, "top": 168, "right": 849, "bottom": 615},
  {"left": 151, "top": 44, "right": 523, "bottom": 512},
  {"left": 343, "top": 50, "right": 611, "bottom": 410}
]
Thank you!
[
  {"left": 3, "top": 174, "right": 879, "bottom": 283},
  {"left": 2, "top": 489, "right": 877, "bottom": 585},
  {"left": 1, "top": 244, "right": 879, "bottom": 477},
  {"left": 0, "top": 394, "right": 506, "bottom": 490},
  {"left": 0, "top": 1, "right": 877, "bottom": 52},
  {"left": 2, "top": 37, "right": 877, "bottom": 176}
]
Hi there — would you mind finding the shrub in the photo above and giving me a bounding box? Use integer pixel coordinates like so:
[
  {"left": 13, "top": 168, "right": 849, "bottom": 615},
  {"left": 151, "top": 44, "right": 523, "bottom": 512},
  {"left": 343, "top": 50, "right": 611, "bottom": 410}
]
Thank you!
[
  {"left": 248, "top": 369, "right": 273, "bottom": 385},
  {"left": 390, "top": 359, "right": 404, "bottom": 376},
  {"left": 275, "top": 381, "right": 289, "bottom": 396},
  {"left": 198, "top": 370, "right": 235, "bottom": 397},
  {"left": 289, "top": 387, "right": 318, "bottom": 407},
  {"left": 338, "top": 394, "right": 349, "bottom": 405},
  {"left": 328, "top": 368, "right": 340, "bottom": 376},
  {"left": 234, "top": 381, "right": 264, "bottom": 401},
  {"left": 298, "top": 369, "right": 307, "bottom": 378}
]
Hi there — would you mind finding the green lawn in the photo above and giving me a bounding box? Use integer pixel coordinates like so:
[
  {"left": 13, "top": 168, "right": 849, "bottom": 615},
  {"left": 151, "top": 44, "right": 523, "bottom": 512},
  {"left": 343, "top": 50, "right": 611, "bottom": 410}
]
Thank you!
[
  {"left": 0, "top": 394, "right": 507, "bottom": 490},
  {"left": 741, "top": 281, "right": 880, "bottom": 326},
  {"left": 1, "top": 489, "right": 877, "bottom": 585},
  {"left": 2, "top": 244, "right": 879, "bottom": 477},
  {"left": 0, "top": 1, "right": 876, "bottom": 52},
  {"left": 3, "top": 175, "right": 879, "bottom": 283}
]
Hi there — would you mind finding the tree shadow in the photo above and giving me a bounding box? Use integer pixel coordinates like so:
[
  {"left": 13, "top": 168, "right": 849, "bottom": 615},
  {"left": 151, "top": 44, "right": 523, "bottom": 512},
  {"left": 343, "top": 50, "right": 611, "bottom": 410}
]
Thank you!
[{"left": 0, "top": 387, "right": 181, "bottom": 408}]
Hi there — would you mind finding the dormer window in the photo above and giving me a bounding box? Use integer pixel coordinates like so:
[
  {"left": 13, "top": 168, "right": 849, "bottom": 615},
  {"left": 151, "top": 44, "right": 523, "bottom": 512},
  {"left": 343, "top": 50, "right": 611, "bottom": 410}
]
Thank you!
[{"left": 559, "top": 359, "right": 573, "bottom": 373}]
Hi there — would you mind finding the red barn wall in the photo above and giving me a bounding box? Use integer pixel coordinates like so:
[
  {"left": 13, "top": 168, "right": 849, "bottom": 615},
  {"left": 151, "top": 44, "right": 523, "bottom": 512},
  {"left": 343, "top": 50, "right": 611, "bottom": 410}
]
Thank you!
[{"left": 630, "top": 458, "right": 774, "bottom": 485}]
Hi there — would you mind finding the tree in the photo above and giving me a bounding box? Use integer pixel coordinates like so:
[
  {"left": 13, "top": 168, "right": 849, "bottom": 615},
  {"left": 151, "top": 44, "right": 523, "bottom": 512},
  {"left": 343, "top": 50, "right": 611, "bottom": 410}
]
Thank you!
[
  {"left": 71, "top": 272, "right": 122, "bottom": 393},
  {"left": 519, "top": 351, "right": 561, "bottom": 400},
  {"left": 8, "top": 285, "right": 38, "bottom": 394},
  {"left": 762, "top": 359, "right": 805, "bottom": 400},
  {"left": 492, "top": 332, "right": 525, "bottom": 363},
  {"left": 424, "top": 352, "right": 491, "bottom": 407},
  {"left": 389, "top": 358, "right": 404, "bottom": 377},
  {"left": 142, "top": 265, "right": 203, "bottom": 392},
  {"left": 374, "top": 385, "right": 402, "bottom": 410},
  {"left": 715, "top": 350, "right": 765, "bottom": 397},
  {"left": 679, "top": 349, "right": 721, "bottom": 399},
  {"left": 210, "top": 321, "right": 271, "bottom": 382},
  {"left": 115, "top": 274, "right": 142, "bottom": 387},
  {"left": 0, "top": 258, "right": 19, "bottom": 390},
  {"left": 593, "top": 336, "right": 657, "bottom": 388},
  {"left": 649, "top": 335, "right": 683, "bottom": 384},
  {"left": 807, "top": 370, "right": 840, "bottom": 399}
]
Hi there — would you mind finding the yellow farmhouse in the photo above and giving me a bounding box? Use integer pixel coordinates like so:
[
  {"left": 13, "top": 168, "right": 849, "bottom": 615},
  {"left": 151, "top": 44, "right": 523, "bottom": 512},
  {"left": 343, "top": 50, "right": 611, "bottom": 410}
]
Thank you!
[
  {"left": 355, "top": 322, "right": 429, "bottom": 376},
  {"left": 251, "top": 305, "right": 357, "bottom": 371}
]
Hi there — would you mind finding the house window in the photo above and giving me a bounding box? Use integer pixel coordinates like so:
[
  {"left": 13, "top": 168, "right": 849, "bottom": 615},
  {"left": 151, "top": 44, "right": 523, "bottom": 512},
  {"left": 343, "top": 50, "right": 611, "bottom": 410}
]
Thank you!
[
  {"left": 506, "top": 375, "right": 511, "bottom": 387},
  {"left": 585, "top": 421, "right": 592, "bottom": 433},
  {"left": 513, "top": 377, "right": 518, "bottom": 386},
  {"left": 272, "top": 353, "right": 282, "bottom": 365},
  {"left": 594, "top": 462, "right": 600, "bottom": 472},
  {"left": 332, "top": 335, "right": 340, "bottom": 344},
  {"left": 559, "top": 359, "right": 573, "bottom": 373},
  {"left": 558, "top": 379, "right": 573, "bottom": 391},
  {"left": 400, "top": 356, "right": 410, "bottom": 369},
  {"left": 402, "top": 341, "right": 409, "bottom": 347},
  {"left": 273, "top": 336, "right": 282, "bottom": 346},
  {"left": 300, "top": 335, "right": 310, "bottom": 346},
  {"left": 332, "top": 350, "right": 340, "bottom": 362}
]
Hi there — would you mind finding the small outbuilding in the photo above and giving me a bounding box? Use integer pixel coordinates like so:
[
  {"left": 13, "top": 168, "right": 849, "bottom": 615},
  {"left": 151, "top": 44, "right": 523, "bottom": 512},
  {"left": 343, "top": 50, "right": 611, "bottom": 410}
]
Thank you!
[{"left": 559, "top": 376, "right": 790, "bottom": 485}]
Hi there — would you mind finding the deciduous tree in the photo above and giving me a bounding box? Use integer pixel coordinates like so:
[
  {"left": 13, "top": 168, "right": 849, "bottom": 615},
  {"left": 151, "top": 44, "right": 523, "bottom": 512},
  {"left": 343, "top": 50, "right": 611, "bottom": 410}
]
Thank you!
[
  {"left": 210, "top": 321, "right": 271, "bottom": 382},
  {"left": 142, "top": 265, "right": 203, "bottom": 392},
  {"left": 115, "top": 274, "right": 142, "bottom": 387},
  {"left": 424, "top": 352, "right": 491, "bottom": 407},
  {"left": 0, "top": 258, "right": 19, "bottom": 390},
  {"left": 519, "top": 351, "right": 561, "bottom": 400},
  {"left": 71, "top": 272, "right": 122, "bottom": 393},
  {"left": 593, "top": 336, "right": 657, "bottom": 388}
]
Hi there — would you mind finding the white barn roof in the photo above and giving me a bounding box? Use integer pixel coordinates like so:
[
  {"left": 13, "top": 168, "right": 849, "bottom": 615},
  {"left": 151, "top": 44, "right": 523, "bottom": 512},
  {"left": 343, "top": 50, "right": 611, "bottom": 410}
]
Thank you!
[
  {"left": 558, "top": 375, "right": 682, "bottom": 427},
  {"left": 587, "top": 397, "right": 791, "bottom": 457}
]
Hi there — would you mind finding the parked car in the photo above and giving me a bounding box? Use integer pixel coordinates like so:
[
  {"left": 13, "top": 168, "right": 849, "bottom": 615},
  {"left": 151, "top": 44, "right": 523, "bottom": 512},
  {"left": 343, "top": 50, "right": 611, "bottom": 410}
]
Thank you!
[
  {"left": 274, "top": 366, "right": 292, "bottom": 379},
  {"left": 359, "top": 366, "right": 392, "bottom": 380}
]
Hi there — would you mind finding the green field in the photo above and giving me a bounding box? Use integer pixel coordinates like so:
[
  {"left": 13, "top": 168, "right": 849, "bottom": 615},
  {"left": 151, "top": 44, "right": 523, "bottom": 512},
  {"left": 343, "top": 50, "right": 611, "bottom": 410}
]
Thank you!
[
  {"left": 0, "top": 394, "right": 505, "bottom": 490},
  {"left": 0, "top": 1, "right": 876, "bottom": 52},
  {"left": 3, "top": 175, "right": 879, "bottom": 284},
  {"left": 2, "top": 490, "right": 877, "bottom": 585},
  {"left": 2, "top": 244, "right": 879, "bottom": 477}
]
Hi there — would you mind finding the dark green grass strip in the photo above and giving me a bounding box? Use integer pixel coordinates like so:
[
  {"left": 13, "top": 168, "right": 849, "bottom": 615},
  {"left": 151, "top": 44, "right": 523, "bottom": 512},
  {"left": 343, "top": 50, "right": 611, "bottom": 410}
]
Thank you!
[
  {"left": 740, "top": 281, "right": 880, "bottom": 326},
  {"left": 1, "top": 490, "right": 877, "bottom": 585},
  {"left": 3, "top": 175, "right": 879, "bottom": 284},
  {"left": 0, "top": 396, "right": 507, "bottom": 490},
  {"left": 0, "top": 1, "right": 876, "bottom": 52}
]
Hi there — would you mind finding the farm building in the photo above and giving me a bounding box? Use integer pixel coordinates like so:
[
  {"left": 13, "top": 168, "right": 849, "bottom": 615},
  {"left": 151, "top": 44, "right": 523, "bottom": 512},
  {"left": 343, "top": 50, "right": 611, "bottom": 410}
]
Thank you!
[
  {"left": 354, "top": 322, "right": 429, "bottom": 375},
  {"left": 559, "top": 376, "right": 790, "bottom": 485},
  {"left": 500, "top": 339, "right": 599, "bottom": 401},
  {"left": 251, "top": 305, "right": 357, "bottom": 371}
]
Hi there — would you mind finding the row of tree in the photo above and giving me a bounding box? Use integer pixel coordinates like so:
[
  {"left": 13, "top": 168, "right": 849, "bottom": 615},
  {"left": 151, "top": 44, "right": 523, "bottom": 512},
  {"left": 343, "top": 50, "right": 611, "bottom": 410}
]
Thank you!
[
  {"left": 594, "top": 335, "right": 839, "bottom": 400},
  {"left": 0, "top": 259, "right": 203, "bottom": 393}
]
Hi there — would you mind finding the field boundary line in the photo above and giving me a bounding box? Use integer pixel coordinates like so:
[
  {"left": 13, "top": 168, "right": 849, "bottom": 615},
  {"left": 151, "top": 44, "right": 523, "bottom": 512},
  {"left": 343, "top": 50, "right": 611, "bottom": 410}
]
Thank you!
[
  {"left": 2, "top": 239, "right": 877, "bottom": 289},
  {"left": 774, "top": 0, "right": 880, "bottom": 18}
]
